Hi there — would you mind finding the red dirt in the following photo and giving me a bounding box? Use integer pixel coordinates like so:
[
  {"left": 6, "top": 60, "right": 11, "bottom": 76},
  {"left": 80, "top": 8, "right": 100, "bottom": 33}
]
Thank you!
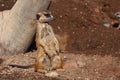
[
  {"left": 0, "top": 0, "right": 120, "bottom": 80},
  {"left": 49, "top": 0, "right": 120, "bottom": 56}
]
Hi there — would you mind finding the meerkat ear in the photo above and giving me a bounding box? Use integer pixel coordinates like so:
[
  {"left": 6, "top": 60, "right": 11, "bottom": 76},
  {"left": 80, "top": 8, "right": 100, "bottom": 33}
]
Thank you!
[{"left": 36, "top": 14, "right": 41, "bottom": 20}]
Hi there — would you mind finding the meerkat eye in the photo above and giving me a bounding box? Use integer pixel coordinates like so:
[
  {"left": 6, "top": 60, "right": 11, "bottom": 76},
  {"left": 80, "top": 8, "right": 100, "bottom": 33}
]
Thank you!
[
  {"left": 44, "top": 14, "right": 51, "bottom": 17},
  {"left": 36, "top": 14, "right": 41, "bottom": 20}
]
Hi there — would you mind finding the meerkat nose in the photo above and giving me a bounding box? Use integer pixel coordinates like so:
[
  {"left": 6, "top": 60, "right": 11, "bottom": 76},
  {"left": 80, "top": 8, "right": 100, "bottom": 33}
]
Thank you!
[{"left": 36, "top": 14, "right": 41, "bottom": 20}]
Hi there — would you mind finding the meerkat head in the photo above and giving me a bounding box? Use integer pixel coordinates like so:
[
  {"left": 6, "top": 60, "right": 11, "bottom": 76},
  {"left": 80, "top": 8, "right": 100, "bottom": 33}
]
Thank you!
[
  {"left": 115, "top": 12, "right": 120, "bottom": 19},
  {"left": 36, "top": 10, "right": 54, "bottom": 23}
]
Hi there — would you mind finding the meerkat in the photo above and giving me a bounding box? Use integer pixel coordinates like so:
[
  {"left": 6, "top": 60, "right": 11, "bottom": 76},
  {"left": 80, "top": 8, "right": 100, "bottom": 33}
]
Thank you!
[
  {"left": 35, "top": 11, "right": 62, "bottom": 73},
  {"left": 9, "top": 11, "right": 62, "bottom": 73}
]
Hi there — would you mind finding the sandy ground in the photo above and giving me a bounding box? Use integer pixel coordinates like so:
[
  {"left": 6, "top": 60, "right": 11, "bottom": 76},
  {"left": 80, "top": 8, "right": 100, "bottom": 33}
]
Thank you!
[{"left": 0, "top": 51, "right": 120, "bottom": 80}]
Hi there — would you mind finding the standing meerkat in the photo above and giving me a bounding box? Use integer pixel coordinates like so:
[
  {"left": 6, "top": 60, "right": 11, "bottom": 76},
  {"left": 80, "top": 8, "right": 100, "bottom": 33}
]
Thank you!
[
  {"left": 35, "top": 11, "right": 62, "bottom": 73},
  {"left": 8, "top": 11, "right": 62, "bottom": 74}
]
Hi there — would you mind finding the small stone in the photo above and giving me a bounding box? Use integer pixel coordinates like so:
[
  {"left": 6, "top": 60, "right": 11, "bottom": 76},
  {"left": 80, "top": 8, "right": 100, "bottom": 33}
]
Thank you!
[
  {"left": 85, "top": 78, "right": 90, "bottom": 80},
  {"left": 95, "top": 8, "right": 100, "bottom": 13},
  {"left": 1, "top": 4, "right": 5, "bottom": 7},
  {"left": 73, "top": 32, "right": 75, "bottom": 34},
  {"left": 73, "top": 8, "right": 77, "bottom": 10},
  {"left": 103, "top": 22, "right": 110, "bottom": 28},
  {"left": 58, "top": 26, "right": 61, "bottom": 29},
  {"left": 91, "top": 29, "right": 94, "bottom": 32},
  {"left": 80, "top": 12, "right": 83, "bottom": 14},
  {"left": 78, "top": 77, "right": 81, "bottom": 79},
  {"left": 60, "top": 15, "right": 63, "bottom": 18},
  {"left": 45, "top": 71, "right": 59, "bottom": 77},
  {"left": 63, "top": 56, "right": 67, "bottom": 59},
  {"left": 85, "top": 3, "right": 88, "bottom": 5}
]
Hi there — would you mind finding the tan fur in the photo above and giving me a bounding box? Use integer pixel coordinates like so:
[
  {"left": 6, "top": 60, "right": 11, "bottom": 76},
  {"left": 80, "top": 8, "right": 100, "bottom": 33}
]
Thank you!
[
  {"left": 35, "top": 11, "right": 62, "bottom": 72},
  {"left": 35, "top": 23, "right": 51, "bottom": 73}
]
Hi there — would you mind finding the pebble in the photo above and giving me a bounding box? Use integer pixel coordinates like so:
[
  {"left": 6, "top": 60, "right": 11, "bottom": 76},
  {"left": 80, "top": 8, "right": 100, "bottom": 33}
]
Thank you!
[
  {"left": 1, "top": 4, "right": 5, "bottom": 7},
  {"left": 73, "top": 8, "right": 77, "bottom": 10},
  {"left": 103, "top": 22, "right": 110, "bottom": 28},
  {"left": 45, "top": 71, "right": 59, "bottom": 77},
  {"left": 95, "top": 8, "right": 100, "bottom": 13}
]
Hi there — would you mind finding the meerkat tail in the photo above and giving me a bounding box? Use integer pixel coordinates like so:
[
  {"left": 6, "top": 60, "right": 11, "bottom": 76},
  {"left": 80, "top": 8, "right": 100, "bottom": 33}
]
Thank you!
[{"left": 9, "top": 64, "right": 34, "bottom": 69}]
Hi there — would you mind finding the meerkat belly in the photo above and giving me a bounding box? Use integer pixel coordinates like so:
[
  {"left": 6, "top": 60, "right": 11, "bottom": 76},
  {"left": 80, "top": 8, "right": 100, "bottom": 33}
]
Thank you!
[
  {"left": 42, "top": 36, "right": 56, "bottom": 53},
  {"left": 41, "top": 32, "right": 56, "bottom": 49}
]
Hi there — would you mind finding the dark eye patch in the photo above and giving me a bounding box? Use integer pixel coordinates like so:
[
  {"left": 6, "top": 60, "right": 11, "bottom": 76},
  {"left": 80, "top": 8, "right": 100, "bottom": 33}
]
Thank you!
[
  {"left": 44, "top": 14, "right": 51, "bottom": 17},
  {"left": 36, "top": 14, "right": 41, "bottom": 20}
]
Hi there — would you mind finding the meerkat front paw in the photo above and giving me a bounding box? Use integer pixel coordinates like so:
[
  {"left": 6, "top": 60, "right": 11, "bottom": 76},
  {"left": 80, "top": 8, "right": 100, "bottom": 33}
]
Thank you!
[
  {"left": 55, "top": 44, "right": 59, "bottom": 53},
  {"left": 36, "top": 69, "right": 48, "bottom": 74},
  {"left": 44, "top": 46, "right": 50, "bottom": 53}
]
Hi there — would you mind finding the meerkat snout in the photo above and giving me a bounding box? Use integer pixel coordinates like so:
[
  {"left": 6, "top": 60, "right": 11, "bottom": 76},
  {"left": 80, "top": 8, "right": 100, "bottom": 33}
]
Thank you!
[
  {"left": 36, "top": 11, "right": 55, "bottom": 23},
  {"left": 36, "top": 14, "right": 41, "bottom": 20}
]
